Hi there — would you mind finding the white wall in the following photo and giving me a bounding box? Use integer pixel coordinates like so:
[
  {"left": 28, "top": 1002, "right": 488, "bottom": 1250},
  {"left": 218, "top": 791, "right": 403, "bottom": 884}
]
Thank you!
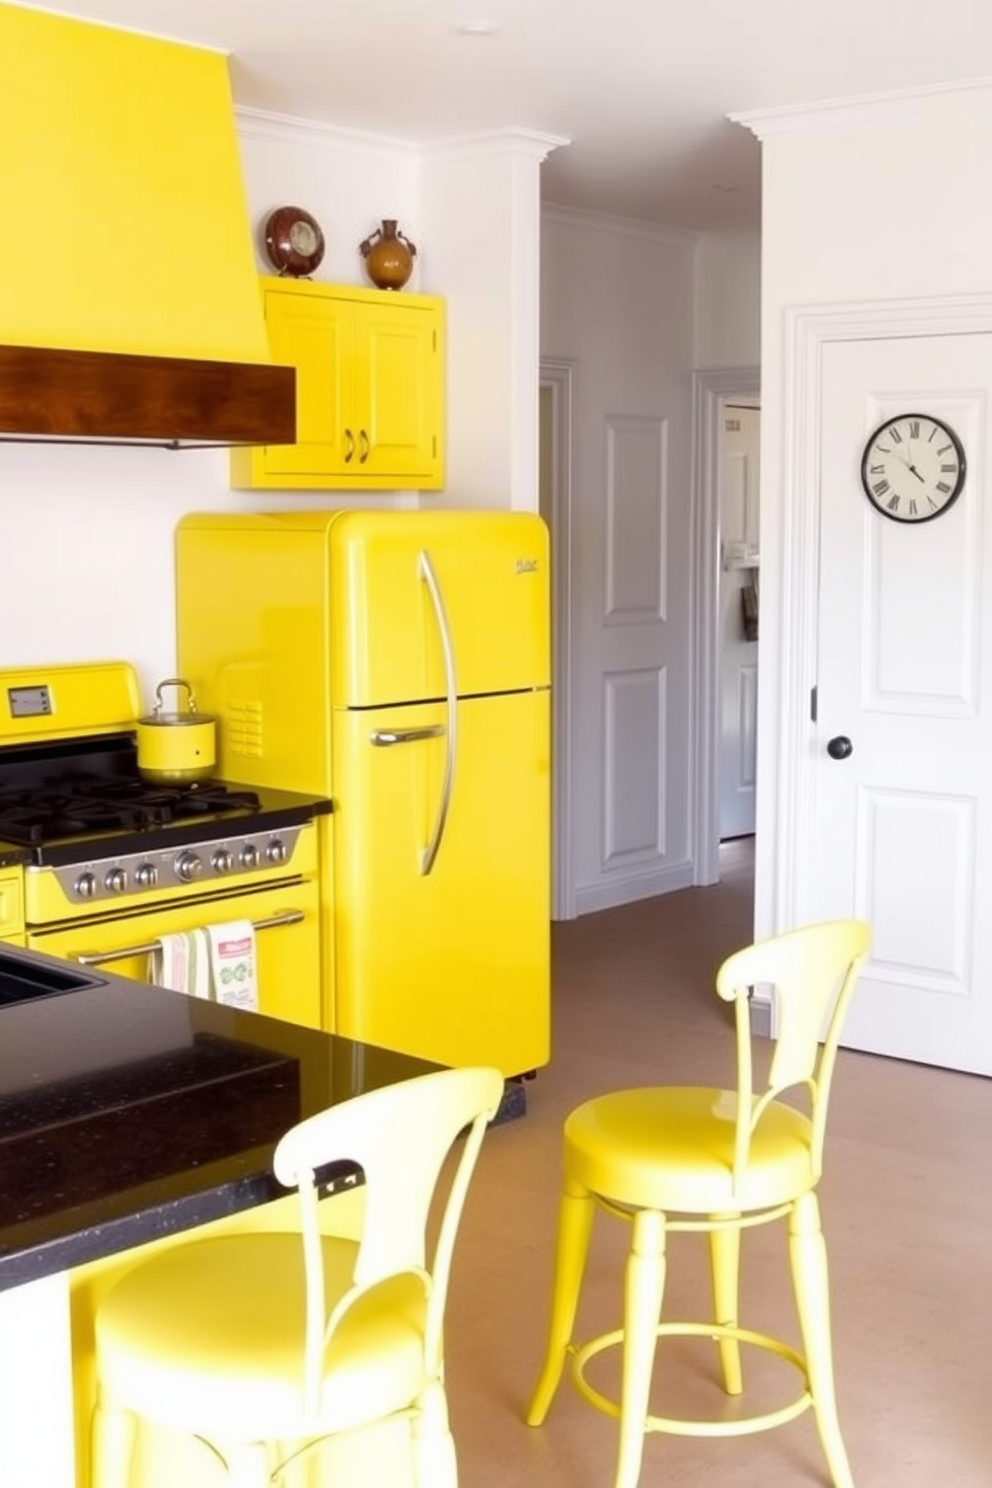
[
  {"left": 694, "top": 229, "right": 761, "bottom": 368},
  {"left": 238, "top": 112, "right": 423, "bottom": 290},
  {"left": 422, "top": 131, "right": 564, "bottom": 511},
  {"left": 0, "top": 114, "right": 551, "bottom": 703},
  {"left": 747, "top": 82, "right": 992, "bottom": 939}
]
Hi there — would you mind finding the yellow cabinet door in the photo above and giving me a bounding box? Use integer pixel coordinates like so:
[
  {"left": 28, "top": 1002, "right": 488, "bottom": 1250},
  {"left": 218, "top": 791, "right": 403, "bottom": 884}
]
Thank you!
[
  {"left": 258, "top": 286, "right": 350, "bottom": 478},
  {"left": 356, "top": 297, "right": 442, "bottom": 481},
  {"left": 230, "top": 279, "right": 444, "bottom": 492}
]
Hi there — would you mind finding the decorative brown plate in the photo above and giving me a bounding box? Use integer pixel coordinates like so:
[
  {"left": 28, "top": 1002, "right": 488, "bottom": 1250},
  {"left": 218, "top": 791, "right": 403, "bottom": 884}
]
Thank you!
[{"left": 263, "top": 206, "right": 325, "bottom": 277}]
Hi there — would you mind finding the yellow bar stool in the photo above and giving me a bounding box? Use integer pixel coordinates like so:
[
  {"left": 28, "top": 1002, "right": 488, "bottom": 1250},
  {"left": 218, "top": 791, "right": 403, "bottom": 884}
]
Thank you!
[
  {"left": 92, "top": 1064, "right": 504, "bottom": 1488},
  {"left": 526, "top": 918, "right": 871, "bottom": 1488}
]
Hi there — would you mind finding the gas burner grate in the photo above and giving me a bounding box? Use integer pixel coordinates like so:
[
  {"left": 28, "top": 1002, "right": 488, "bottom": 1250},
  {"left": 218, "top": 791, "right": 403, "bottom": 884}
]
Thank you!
[{"left": 0, "top": 778, "right": 261, "bottom": 848}]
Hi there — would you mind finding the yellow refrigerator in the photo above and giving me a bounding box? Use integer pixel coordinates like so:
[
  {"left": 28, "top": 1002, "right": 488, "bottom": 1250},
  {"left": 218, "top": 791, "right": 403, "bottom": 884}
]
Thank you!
[{"left": 176, "top": 508, "right": 550, "bottom": 1077}]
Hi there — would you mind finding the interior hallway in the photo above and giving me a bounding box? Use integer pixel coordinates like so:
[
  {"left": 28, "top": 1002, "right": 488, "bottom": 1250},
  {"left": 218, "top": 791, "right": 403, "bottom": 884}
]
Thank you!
[{"left": 442, "top": 841, "right": 992, "bottom": 1486}]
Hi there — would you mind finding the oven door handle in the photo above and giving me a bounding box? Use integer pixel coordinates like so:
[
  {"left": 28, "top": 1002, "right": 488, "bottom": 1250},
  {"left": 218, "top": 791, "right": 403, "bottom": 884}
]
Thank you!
[{"left": 70, "top": 909, "right": 306, "bottom": 967}]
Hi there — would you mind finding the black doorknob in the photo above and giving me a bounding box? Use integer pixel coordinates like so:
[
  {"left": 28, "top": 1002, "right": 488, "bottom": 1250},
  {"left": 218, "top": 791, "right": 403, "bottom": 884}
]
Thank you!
[{"left": 826, "top": 735, "right": 853, "bottom": 760}]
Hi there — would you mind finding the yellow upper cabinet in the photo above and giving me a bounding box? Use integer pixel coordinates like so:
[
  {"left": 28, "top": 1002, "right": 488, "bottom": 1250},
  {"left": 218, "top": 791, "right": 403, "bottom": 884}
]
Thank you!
[{"left": 231, "top": 279, "right": 445, "bottom": 491}]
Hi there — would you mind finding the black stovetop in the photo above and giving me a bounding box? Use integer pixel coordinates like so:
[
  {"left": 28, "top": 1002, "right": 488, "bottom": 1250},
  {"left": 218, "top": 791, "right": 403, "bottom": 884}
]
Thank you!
[{"left": 0, "top": 733, "right": 332, "bottom": 866}]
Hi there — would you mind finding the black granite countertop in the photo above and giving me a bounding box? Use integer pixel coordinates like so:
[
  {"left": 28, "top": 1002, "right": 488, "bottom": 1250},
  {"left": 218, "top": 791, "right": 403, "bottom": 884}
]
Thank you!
[{"left": 0, "top": 943, "right": 437, "bottom": 1293}]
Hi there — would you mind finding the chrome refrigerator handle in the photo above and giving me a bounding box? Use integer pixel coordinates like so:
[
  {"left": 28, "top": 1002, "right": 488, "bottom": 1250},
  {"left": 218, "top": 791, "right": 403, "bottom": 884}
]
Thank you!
[
  {"left": 419, "top": 549, "right": 457, "bottom": 875},
  {"left": 370, "top": 725, "right": 445, "bottom": 747}
]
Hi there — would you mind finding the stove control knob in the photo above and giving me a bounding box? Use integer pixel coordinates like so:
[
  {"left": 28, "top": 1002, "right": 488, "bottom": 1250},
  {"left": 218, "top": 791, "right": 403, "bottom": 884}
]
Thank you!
[
  {"left": 266, "top": 838, "right": 289, "bottom": 865},
  {"left": 135, "top": 863, "right": 158, "bottom": 889},
  {"left": 239, "top": 844, "right": 260, "bottom": 871},
  {"left": 175, "top": 851, "right": 203, "bottom": 884},
  {"left": 212, "top": 848, "right": 234, "bottom": 874},
  {"left": 75, "top": 871, "right": 98, "bottom": 900},
  {"left": 105, "top": 867, "right": 128, "bottom": 894}
]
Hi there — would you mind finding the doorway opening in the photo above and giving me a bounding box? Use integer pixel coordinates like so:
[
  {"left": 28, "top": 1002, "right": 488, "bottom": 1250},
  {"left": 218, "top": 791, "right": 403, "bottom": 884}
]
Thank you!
[
  {"left": 718, "top": 400, "right": 760, "bottom": 845},
  {"left": 690, "top": 365, "right": 760, "bottom": 892}
]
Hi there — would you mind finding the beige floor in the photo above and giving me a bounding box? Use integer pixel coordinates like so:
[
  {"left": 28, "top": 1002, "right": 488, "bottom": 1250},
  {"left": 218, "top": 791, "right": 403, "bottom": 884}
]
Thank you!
[{"left": 443, "top": 841, "right": 992, "bottom": 1487}]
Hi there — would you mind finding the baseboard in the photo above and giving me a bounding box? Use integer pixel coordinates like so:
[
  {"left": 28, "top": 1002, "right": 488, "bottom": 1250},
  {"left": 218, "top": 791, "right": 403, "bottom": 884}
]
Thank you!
[{"left": 574, "top": 859, "right": 694, "bottom": 916}]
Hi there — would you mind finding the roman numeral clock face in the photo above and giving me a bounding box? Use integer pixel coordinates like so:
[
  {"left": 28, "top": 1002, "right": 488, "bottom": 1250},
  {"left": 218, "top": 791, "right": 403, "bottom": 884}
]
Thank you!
[{"left": 860, "top": 413, "right": 966, "bottom": 523}]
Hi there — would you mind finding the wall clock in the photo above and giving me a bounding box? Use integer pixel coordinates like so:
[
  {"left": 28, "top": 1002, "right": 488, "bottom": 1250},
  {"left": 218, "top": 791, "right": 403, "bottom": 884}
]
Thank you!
[
  {"left": 263, "top": 206, "right": 325, "bottom": 278},
  {"left": 860, "top": 412, "right": 966, "bottom": 523}
]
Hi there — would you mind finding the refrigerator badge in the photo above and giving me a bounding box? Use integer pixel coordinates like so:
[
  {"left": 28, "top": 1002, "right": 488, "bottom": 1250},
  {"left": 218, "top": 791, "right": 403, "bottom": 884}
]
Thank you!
[{"left": 515, "top": 557, "right": 540, "bottom": 574}]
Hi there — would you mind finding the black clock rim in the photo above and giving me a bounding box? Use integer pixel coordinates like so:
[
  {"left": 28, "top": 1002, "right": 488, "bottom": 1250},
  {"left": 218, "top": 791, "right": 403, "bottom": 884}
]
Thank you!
[{"left": 859, "top": 411, "right": 967, "bottom": 524}]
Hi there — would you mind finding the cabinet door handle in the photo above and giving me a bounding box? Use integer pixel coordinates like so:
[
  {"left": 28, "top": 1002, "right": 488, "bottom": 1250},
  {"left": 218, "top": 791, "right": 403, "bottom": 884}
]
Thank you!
[
  {"left": 343, "top": 428, "right": 355, "bottom": 463},
  {"left": 359, "top": 429, "right": 370, "bottom": 463}
]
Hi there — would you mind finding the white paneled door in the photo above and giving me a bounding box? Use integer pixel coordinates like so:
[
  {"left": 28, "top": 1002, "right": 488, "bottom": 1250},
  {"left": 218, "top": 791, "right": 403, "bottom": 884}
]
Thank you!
[
  {"left": 572, "top": 413, "right": 693, "bottom": 914},
  {"left": 719, "top": 405, "right": 760, "bottom": 839},
  {"left": 811, "top": 334, "right": 992, "bottom": 1074}
]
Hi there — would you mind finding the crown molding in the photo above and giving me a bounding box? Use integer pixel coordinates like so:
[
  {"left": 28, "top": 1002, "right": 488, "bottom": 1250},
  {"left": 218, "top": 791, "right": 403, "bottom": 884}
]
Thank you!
[
  {"left": 235, "top": 108, "right": 566, "bottom": 165},
  {"left": 421, "top": 128, "right": 571, "bottom": 165},
  {"left": 541, "top": 201, "right": 698, "bottom": 246},
  {"left": 235, "top": 105, "right": 418, "bottom": 157},
  {"left": 732, "top": 76, "right": 992, "bottom": 139}
]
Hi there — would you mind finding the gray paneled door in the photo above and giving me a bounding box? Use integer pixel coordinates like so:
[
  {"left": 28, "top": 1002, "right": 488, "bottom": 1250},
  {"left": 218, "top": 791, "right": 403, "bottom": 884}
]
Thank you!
[
  {"left": 811, "top": 333, "right": 992, "bottom": 1075},
  {"left": 571, "top": 412, "right": 693, "bottom": 914}
]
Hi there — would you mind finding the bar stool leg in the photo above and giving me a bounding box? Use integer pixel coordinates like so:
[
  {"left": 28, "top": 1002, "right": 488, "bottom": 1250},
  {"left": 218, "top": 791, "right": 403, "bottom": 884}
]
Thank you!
[
  {"left": 615, "top": 1208, "right": 667, "bottom": 1488},
  {"left": 788, "top": 1192, "right": 854, "bottom": 1488},
  {"left": 709, "top": 1216, "right": 743, "bottom": 1394},
  {"left": 91, "top": 1399, "right": 137, "bottom": 1488},
  {"left": 527, "top": 1177, "right": 596, "bottom": 1426},
  {"left": 411, "top": 1378, "right": 458, "bottom": 1488},
  {"left": 226, "top": 1441, "right": 271, "bottom": 1488}
]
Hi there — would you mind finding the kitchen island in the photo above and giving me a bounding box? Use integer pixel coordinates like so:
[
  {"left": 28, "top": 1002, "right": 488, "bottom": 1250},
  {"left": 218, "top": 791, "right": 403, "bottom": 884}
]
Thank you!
[{"left": 0, "top": 943, "right": 438, "bottom": 1487}]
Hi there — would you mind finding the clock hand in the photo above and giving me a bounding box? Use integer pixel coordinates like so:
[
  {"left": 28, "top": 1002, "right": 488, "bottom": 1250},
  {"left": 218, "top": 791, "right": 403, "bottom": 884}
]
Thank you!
[{"left": 907, "top": 463, "right": 925, "bottom": 483}]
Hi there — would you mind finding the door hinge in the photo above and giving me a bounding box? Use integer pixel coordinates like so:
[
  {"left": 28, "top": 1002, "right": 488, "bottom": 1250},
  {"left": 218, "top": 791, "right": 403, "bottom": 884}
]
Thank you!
[{"left": 810, "top": 685, "right": 818, "bottom": 723}]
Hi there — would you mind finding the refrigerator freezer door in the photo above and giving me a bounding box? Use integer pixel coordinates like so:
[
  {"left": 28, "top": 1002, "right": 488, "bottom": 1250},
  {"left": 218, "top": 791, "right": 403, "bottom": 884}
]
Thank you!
[
  {"left": 331, "top": 689, "right": 550, "bottom": 1075},
  {"left": 326, "top": 509, "right": 549, "bottom": 706}
]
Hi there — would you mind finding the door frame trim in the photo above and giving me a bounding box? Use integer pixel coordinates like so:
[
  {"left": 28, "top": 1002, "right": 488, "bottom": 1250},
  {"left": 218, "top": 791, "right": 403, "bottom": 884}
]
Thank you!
[
  {"left": 772, "top": 293, "right": 992, "bottom": 932},
  {"left": 540, "top": 358, "right": 576, "bottom": 920},
  {"left": 689, "top": 365, "right": 760, "bottom": 887}
]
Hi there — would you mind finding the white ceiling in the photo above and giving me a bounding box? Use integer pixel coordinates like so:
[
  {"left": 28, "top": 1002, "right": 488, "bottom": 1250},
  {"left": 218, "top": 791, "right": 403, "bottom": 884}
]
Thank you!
[{"left": 27, "top": 0, "right": 992, "bottom": 232}]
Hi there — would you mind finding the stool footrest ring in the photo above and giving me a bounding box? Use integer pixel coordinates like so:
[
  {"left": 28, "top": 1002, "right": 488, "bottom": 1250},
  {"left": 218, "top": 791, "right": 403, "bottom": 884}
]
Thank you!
[{"left": 571, "top": 1322, "right": 814, "bottom": 1439}]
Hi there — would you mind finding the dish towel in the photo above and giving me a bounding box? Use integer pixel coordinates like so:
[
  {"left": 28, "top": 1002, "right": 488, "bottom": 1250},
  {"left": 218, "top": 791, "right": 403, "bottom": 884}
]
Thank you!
[
  {"left": 150, "top": 929, "right": 212, "bottom": 999},
  {"left": 204, "top": 919, "right": 259, "bottom": 1011}
]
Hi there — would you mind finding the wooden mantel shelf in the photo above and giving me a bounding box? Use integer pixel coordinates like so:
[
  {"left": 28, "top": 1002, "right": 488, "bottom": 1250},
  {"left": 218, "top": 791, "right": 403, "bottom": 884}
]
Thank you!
[{"left": 0, "top": 343, "right": 296, "bottom": 448}]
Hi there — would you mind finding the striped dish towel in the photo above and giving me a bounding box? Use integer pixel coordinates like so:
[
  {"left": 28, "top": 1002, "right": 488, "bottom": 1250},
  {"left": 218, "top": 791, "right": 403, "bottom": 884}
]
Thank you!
[{"left": 150, "top": 929, "right": 212, "bottom": 998}]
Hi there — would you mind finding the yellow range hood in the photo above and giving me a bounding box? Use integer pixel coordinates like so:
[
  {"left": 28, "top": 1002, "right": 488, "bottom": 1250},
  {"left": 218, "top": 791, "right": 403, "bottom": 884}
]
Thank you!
[{"left": 0, "top": 4, "right": 295, "bottom": 449}]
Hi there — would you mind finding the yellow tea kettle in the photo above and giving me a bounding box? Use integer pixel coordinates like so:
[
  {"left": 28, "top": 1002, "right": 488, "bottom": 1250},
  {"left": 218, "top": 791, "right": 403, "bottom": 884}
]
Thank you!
[{"left": 136, "top": 678, "right": 217, "bottom": 784}]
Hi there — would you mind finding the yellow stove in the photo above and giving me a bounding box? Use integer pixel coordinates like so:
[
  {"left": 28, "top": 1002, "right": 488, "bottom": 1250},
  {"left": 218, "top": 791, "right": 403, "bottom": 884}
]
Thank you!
[{"left": 0, "top": 661, "right": 331, "bottom": 1029}]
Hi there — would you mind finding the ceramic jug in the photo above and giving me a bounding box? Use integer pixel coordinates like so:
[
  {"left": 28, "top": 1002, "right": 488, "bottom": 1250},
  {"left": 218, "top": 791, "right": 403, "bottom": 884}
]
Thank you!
[{"left": 359, "top": 218, "right": 417, "bottom": 290}]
